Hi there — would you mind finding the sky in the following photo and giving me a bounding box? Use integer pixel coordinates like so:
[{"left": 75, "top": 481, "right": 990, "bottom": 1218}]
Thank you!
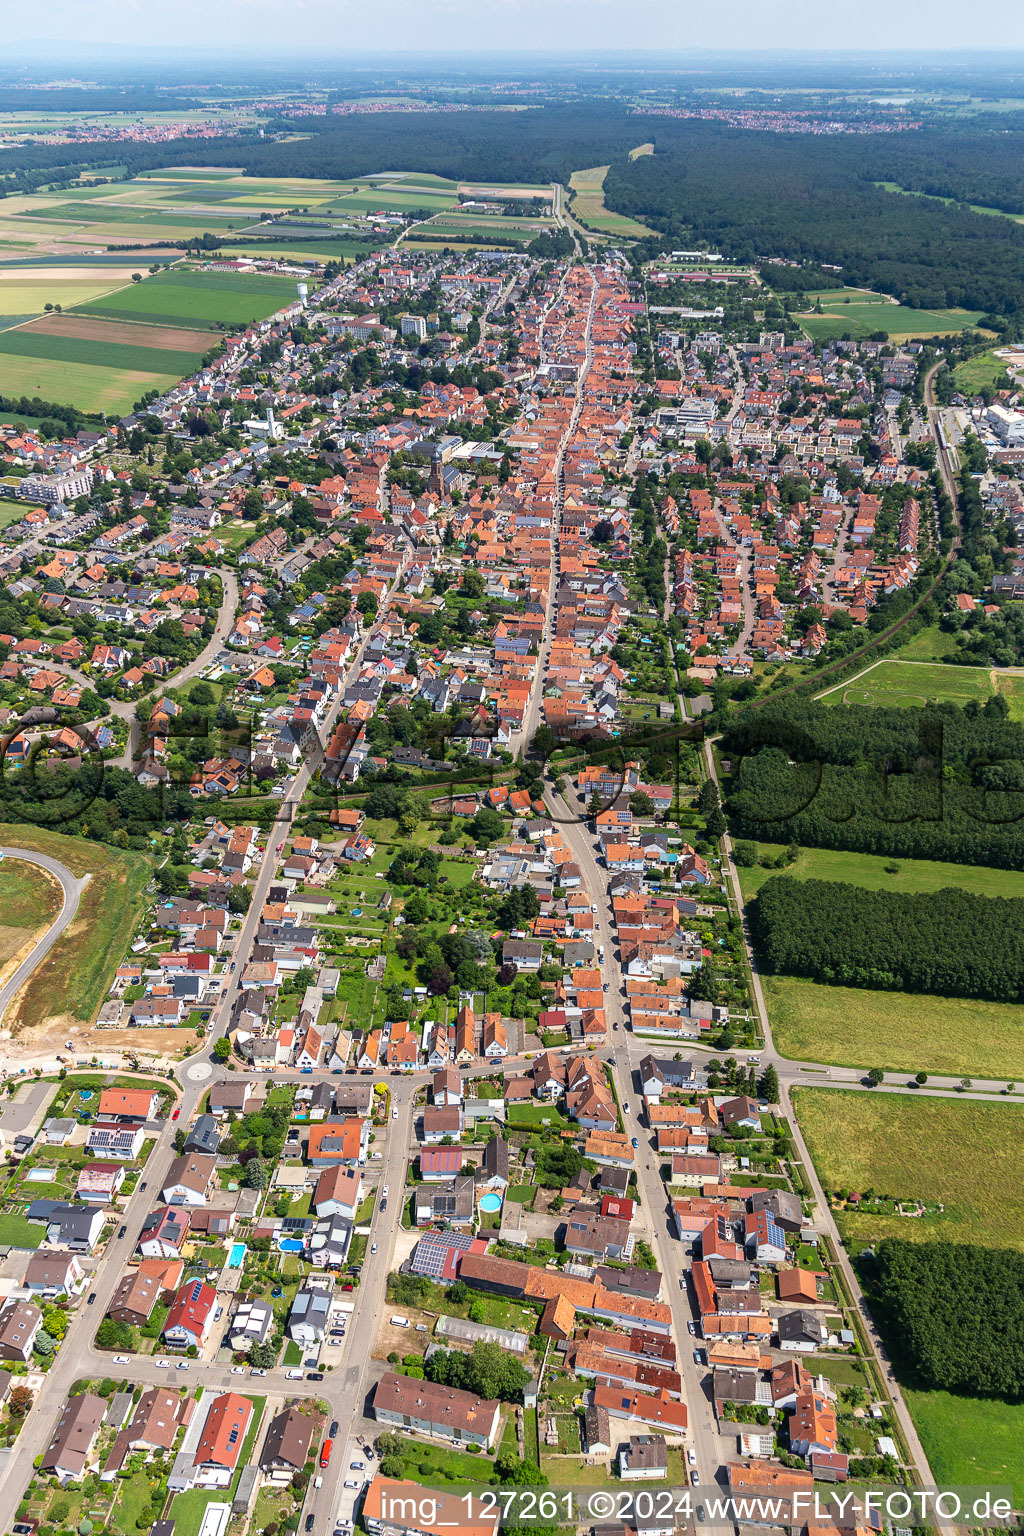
[{"left": 6, "top": 0, "right": 1024, "bottom": 58}]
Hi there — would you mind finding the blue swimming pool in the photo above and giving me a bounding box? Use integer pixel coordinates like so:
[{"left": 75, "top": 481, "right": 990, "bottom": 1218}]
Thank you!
[
  {"left": 278, "top": 1237, "right": 305, "bottom": 1253},
  {"left": 227, "top": 1241, "right": 247, "bottom": 1268},
  {"left": 479, "top": 1192, "right": 502, "bottom": 1214}
]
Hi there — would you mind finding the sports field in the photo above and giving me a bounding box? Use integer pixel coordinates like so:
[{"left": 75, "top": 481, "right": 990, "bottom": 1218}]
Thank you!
[
  {"left": 793, "top": 1088, "right": 1024, "bottom": 1250},
  {"left": 817, "top": 657, "right": 1024, "bottom": 715},
  {"left": 766, "top": 973, "right": 1024, "bottom": 1079}
]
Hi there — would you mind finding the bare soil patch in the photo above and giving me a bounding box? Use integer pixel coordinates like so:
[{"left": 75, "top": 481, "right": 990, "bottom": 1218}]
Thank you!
[{"left": 25, "top": 312, "right": 211, "bottom": 352}]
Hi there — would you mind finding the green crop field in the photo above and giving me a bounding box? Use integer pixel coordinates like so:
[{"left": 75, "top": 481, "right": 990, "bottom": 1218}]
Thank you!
[
  {"left": 0, "top": 352, "right": 179, "bottom": 412},
  {"left": 0, "top": 325, "right": 208, "bottom": 375},
  {"left": 736, "top": 843, "right": 1024, "bottom": 902},
  {"left": 765, "top": 973, "right": 1024, "bottom": 1079},
  {"left": 78, "top": 266, "right": 303, "bottom": 329},
  {"left": 794, "top": 1089, "right": 1024, "bottom": 1251},
  {"left": 818, "top": 658, "right": 997, "bottom": 709}
]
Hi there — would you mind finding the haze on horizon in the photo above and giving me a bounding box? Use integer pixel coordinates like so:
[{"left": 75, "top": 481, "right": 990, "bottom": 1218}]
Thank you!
[{"left": 5, "top": 0, "right": 1024, "bottom": 61}]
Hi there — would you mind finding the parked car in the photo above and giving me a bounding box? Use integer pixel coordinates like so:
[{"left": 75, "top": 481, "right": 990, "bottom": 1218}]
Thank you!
[
  {"left": 117, "top": 1225, "right": 127, "bottom": 1239},
  {"left": 113, "top": 1355, "right": 132, "bottom": 1364},
  {"left": 371, "top": 1242, "right": 378, "bottom": 1254},
  {"left": 631, "top": 1137, "right": 638, "bottom": 1149},
  {"left": 231, "top": 1366, "right": 245, "bottom": 1375},
  {"left": 307, "top": 1371, "right": 324, "bottom": 1381},
  {"left": 171, "top": 1107, "right": 180, "bottom": 1121},
  {"left": 176, "top": 1362, "right": 190, "bottom": 1372},
  {"left": 330, "top": 1420, "right": 339, "bottom": 1437},
  {"left": 87, "top": 1292, "right": 96, "bottom": 1305}
]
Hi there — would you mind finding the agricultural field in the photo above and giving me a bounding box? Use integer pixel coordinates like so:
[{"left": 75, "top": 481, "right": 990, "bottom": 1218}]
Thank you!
[
  {"left": 78, "top": 265, "right": 305, "bottom": 330},
  {"left": 796, "top": 288, "right": 985, "bottom": 341},
  {"left": 736, "top": 843, "right": 1024, "bottom": 902},
  {"left": 0, "top": 353, "right": 182, "bottom": 414},
  {"left": 818, "top": 657, "right": 1015, "bottom": 710},
  {"left": 765, "top": 973, "right": 1024, "bottom": 1079},
  {"left": 0, "top": 313, "right": 212, "bottom": 376},
  {"left": 794, "top": 1088, "right": 1024, "bottom": 1251},
  {"left": 0, "top": 267, "right": 146, "bottom": 317},
  {"left": 568, "top": 164, "right": 657, "bottom": 237}
]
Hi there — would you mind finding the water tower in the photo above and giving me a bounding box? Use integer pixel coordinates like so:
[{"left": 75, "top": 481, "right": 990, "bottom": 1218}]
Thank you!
[{"left": 297, "top": 282, "right": 309, "bottom": 306}]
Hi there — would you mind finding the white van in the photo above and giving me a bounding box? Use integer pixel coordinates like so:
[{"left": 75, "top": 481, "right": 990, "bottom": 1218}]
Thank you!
[
  {"left": 286, "top": 1368, "right": 303, "bottom": 1379},
  {"left": 389, "top": 1315, "right": 410, "bottom": 1328}
]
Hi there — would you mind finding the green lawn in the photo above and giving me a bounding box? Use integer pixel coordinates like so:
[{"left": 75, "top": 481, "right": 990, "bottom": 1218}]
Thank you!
[
  {"left": 0, "top": 1212, "right": 43, "bottom": 1248},
  {"left": 737, "top": 844, "right": 1024, "bottom": 902},
  {"left": 794, "top": 1089, "right": 1024, "bottom": 1251},
  {"left": 0, "top": 856, "right": 61, "bottom": 965},
  {"left": 902, "top": 1388, "right": 1024, "bottom": 1507},
  {"left": 764, "top": 973, "right": 1024, "bottom": 1079},
  {"left": 819, "top": 659, "right": 996, "bottom": 710}
]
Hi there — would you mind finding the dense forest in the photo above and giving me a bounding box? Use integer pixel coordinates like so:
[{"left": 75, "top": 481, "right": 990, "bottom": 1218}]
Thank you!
[
  {"left": 722, "top": 696, "right": 1024, "bottom": 868},
  {"left": 4, "top": 94, "right": 1024, "bottom": 315},
  {"left": 604, "top": 122, "right": 1024, "bottom": 316},
  {"left": 869, "top": 1239, "right": 1024, "bottom": 1399},
  {"left": 749, "top": 876, "right": 1024, "bottom": 1002}
]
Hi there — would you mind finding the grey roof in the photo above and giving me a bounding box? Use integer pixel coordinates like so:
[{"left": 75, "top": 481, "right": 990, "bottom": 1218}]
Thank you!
[{"left": 183, "top": 1115, "right": 222, "bottom": 1155}]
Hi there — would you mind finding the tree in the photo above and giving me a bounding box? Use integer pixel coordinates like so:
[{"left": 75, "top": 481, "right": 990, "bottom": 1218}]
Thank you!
[
  {"left": 698, "top": 779, "right": 725, "bottom": 838},
  {"left": 461, "top": 569, "right": 485, "bottom": 599},
  {"left": 248, "top": 1339, "right": 278, "bottom": 1369},
  {"left": 915, "top": 1072, "right": 928, "bottom": 1086},
  {"left": 629, "top": 790, "right": 654, "bottom": 816},
  {"left": 228, "top": 885, "right": 252, "bottom": 914},
  {"left": 757, "top": 1063, "right": 780, "bottom": 1104},
  {"left": 43, "top": 1305, "right": 68, "bottom": 1339},
  {"left": 243, "top": 1157, "right": 270, "bottom": 1189},
  {"left": 380, "top": 1453, "right": 405, "bottom": 1478},
  {"left": 375, "top": 1431, "right": 405, "bottom": 1458},
  {"left": 429, "top": 964, "right": 453, "bottom": 995},
  {"left": 356, "top": 591, "right": 378, "bottom": 620},
  {"left": 733, "top": 840, "right": 759, "bottom": 867},
  {"left": 7, "top": 1384, "right": 32, "bottom": 1419},
  {"left": 495, "top": 1452, "right": 547, "bottom": 1486},
  {"left": 866, "top": 1067, "right": 885, "bottom": 1087},
  {"left": 530, "top": 725, "right": 558, "bottom": 761},
  {"left": 213, "top": 1037, "right": 231, "bottom": 1062},
  {"left": 469, "top": 807, "right": 504, "bottom": 845}
]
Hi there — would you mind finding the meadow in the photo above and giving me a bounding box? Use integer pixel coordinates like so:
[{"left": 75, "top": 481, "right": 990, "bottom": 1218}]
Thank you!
[
  {"left": 817, "top": 657, "right": 1024, "bottom": 712},
  {"left": 0, "top": 824, "right": 151, "bottom": 1040},
  {"left": 765, "top": 973, "right": 1024, "bottom": 1079},
  {"left": 0, "top": 856, "right": 61, "bottom": 968},
  {"left": 0, "top": 271, "right": 143, "bottom": 316},
  {"left": 569, "top": 164, "right": 658, "bottom": 237},
  {"left": 797, "top": 292, "right": 985, "bottom": 342},
  {"left": 793, "top": 1088, "right": 1024, "bottom": 1250},
  {"left": 737, "top": 843, "right": 1024, "bottom": 901},
  {"left": 954, "top": 349, "right": 1016, "bottom": 393},
  {"left": 901, "top": 1389, "right": 1024, "bottom": 1507}
]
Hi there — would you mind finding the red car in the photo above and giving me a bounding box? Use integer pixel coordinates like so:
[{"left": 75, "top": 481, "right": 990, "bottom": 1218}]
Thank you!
[
  {"left": 171, "top": 1108, "right": 180, "bottom": 1121},
  {"left": 320, "top": 1438, "right": 333, "bottom": 1468}
]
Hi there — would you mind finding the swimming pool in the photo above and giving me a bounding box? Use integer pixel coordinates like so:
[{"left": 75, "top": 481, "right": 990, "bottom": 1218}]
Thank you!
[
  {"left": 278, "top": 1236, "right": 305, "bottom": 1253},
  {"left": 479, "top": 1192, "right": 503, "bottom": 1214},
  {"left": 227, "top": 1241, "right": 247, "bottom": 1268}
]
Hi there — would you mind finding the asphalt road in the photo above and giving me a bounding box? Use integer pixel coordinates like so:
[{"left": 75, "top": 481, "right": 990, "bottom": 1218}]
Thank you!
[{"left": 0, "top": 847, "right": 89, "bottom": 1033}]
